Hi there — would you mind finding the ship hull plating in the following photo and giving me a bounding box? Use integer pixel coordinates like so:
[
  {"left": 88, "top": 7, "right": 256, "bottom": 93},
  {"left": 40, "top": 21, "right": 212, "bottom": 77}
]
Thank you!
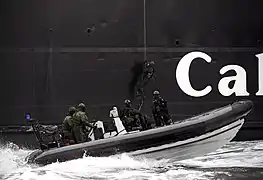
[{"left": 1, "top": 0, "right": 263, "bottom": 141}]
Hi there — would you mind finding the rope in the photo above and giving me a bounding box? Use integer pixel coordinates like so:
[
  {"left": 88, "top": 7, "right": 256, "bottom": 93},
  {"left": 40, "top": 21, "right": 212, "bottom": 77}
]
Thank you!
[
  {"left": 136, "top": 0, "right": 147, "bottom": 111},
  {"left": 143, "top": 0, "right": 147, "bottom": 62}
]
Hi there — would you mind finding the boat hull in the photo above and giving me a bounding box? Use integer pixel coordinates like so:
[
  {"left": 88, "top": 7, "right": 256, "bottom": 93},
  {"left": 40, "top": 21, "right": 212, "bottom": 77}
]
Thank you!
[{"left": 129, "top": 118, "right": 244, "bottom": 161}]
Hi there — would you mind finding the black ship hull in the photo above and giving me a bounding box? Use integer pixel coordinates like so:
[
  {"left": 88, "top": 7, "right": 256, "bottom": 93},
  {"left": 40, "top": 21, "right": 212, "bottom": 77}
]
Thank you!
[{"left": 1, "top": 0, "right": 263, "bottom": 143}]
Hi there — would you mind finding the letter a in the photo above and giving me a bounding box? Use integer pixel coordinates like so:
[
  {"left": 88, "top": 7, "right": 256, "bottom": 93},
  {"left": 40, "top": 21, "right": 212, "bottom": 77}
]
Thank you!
[{"left": 218, "top": 65, "right": 249, "bottom": 96}]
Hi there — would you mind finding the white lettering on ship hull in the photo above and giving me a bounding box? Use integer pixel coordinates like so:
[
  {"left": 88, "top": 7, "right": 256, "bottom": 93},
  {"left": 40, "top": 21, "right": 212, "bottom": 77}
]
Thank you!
[
  {"left": 176, "top": 52, "right": 212, "bottom": 97},
  {"left": 175, "top": 51, "right": 263, "bottom": 97},
  {"left": 218, "top": 65, "right": 249, "bottom": 96}
]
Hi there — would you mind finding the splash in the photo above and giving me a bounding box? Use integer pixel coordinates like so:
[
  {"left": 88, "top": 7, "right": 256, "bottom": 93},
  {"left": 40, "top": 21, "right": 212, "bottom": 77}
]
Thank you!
[
  {"left": 1, "top": 143, "right": 168, "bottom": 180},
  {"left": 1, "top": 141, "right": 263, "bottom": 180},
  {"left": 179, "top": 140, "right": 263, "bottom": 168},
  {"left": 0, "top": 142, "right": 34, "bottom": 178}
]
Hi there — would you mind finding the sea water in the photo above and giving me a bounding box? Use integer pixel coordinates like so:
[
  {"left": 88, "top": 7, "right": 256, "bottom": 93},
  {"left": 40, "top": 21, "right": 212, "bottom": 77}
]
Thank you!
[{"left": 1, "top": 141, "right": 263, "bottom": 180}]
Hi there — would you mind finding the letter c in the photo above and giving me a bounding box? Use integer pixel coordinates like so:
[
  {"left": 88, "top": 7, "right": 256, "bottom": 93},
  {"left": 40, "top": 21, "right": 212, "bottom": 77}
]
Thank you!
[{"left": 175, "top": 51, "right": 212, "bottom": 97}]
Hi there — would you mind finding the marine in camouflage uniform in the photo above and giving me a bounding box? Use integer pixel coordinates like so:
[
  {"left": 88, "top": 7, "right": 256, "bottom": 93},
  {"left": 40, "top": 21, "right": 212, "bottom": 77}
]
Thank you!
[
  {"left": 71, "top": 103, "right": 95, "bottom": 143},
  {"left": 151, "top": 90, "right": 172, "bottom": 127},
  {"left": 135, "top": 60, "right": 155, "bottom": 98},
  {"left": 120, "top": 99, "right": 147, "bottom": 131},
  {"left": 62, "top": 106, "right": 76, "bottom": 145}
]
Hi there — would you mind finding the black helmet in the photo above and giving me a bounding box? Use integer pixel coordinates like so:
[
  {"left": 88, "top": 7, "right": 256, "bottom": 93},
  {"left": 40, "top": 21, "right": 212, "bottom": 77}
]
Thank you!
[
  {"left": 78, "top": 103, "right": 86, "bottom": 108},
  {"left": 77, "top": 103, "right": 86, "bottom": 112},
  {"left": 153, "top": 90, "right": 160, "bottom": 95},
  {"left": 124, "top": 99, "right": 132, "bottom": 107},
  {"left": 68, "top": 106, "right": 76, "bottom": 115},
  {"left": 68, "top": 106, "right": 76, "bottom": 112},
  {"left": 145, "top": 60, "right": 155, "bottom": 67},
  {"left": 124, "top": 99, "right": 131, "bottom": 104}
]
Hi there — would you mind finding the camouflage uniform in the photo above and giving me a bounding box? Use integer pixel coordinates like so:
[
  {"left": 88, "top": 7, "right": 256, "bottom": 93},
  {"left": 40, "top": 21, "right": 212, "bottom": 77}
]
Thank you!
[
  {"left": 120, "top": 100, "right": 146, "bottom": 131},
  {"left": 135, "top": 61, "right": 155, "bottom": 97},
  {"left": 152, "top": 91, "right": 172, "bottom": 126},
  {"left": 71, "top": 104, "right": 94, "bottom": 143},
  {"left": 62, "top": 106, "right": 76, "bottom": 145},
  {"left": 63, "top": 116, "right": 73, "bottom": 132}
]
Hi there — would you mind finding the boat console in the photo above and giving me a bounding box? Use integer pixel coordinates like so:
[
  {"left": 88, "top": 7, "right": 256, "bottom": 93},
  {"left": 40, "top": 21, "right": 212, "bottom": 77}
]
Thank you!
[
  {"left": 25, "top": 113, "right": 62, "bottom": 151},
  {"left": 39, "top": 125, "right": 59, "bottom": 135}
]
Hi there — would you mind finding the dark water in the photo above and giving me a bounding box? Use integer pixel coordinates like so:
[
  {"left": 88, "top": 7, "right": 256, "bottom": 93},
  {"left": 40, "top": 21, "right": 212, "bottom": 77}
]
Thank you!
[{"left": 1, "top": 141, "right": 263, "bottom": 180}]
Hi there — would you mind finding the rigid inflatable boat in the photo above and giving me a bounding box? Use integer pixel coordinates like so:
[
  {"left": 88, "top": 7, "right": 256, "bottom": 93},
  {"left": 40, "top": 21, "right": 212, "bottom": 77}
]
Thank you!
[{"left": 26, "top": 100, "right": 253, "bottom": 165}]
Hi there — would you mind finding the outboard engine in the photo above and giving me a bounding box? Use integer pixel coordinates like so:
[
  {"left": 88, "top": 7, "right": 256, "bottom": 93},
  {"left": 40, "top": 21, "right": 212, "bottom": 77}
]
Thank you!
[{"left": 25, "top": 113, "right": 62, "bottom": 151}]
